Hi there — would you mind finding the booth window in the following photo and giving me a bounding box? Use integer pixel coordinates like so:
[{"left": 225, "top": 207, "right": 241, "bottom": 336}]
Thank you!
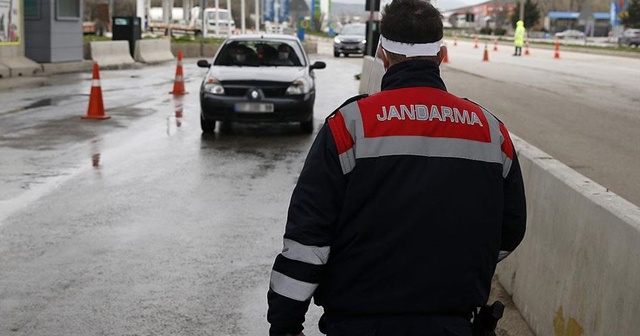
[
  {"left": 57, "top": 0, "right": 80, "bottom": 20},
  {"left": 25, "top": 0, "right": 40, "bottom": 19}
]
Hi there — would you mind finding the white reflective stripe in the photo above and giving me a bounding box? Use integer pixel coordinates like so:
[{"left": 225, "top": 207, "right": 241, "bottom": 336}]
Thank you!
[
  {"left": 334, "top": 102, "right": 361, "bottom": 174},
  {"left": 175, "top": 75, "right": 184, "bottom": 81},
  {"left": 270, "top": 270, "right": 318, "bottom": 302},
  {"left": 480, "top": 108, "right": 502, "bottom": 148},
  {"left": 357, "top": 136, "right": 503, "bottom": 163},
  {"left": 498, "top": 250, "right": 511, "bottom": 261},
  {"left": 380, "top": 36, "right": 442, "bottom": 57},
  {"left": 92, "top": 79, "right": 101, "bottom": 87},
  {"left": 338, "top": 149, "right": 356, "bottom": 174},
  {"left": 339, "top": 102, "right": 364, "bottom": 141},
  {"left": 282, "top": 238, "right": 330, "bottom": 265},
  {"left": 479, "top": 108, "right": 511, "bottom": 177},
  {"left": 502, "top": 156, "right": 513, "bottom": 178}
]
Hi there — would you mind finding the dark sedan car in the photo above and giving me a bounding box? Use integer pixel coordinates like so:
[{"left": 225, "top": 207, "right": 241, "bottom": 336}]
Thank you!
[
  {"left": 196, "top": 34, "right": 326, "bottom": 133},
  {"left": 333, "top": 23, "right": 366, "bottom": 57}
]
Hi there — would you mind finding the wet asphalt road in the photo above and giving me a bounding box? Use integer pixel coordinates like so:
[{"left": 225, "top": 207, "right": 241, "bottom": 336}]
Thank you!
[
  {"left": 0, "top": 51, "right": 362, "bottom": 335},
  {"left": 0, "top": 39, "right": 638, "bottom": 335}
]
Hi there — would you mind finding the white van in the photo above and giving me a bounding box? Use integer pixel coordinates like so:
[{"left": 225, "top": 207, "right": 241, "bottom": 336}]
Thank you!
[{"left": 191, "top": 7, "right": 236, "bottom": 36}]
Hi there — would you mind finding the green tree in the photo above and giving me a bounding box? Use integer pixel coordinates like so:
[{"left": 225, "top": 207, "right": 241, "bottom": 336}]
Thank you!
[
  {"left": 510, "top": 0, "right": 541, "bottom": 29},
  {"left": 620, "top": 0, "right": 640, "bottom": 28}
]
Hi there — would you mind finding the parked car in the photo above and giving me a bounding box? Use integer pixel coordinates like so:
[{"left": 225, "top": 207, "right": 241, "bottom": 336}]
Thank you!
[
  {"left": 554, "top": 29, "right": 586, "bottom": 39},
  {"left": 196, "top": 34, "right": 326, "bottom": 133},
  {"left": 618, "top": 28, "right": 640, "bottom": 47},
  {"left": 333, "top": 23, "right": 367, "bottom": 57}
]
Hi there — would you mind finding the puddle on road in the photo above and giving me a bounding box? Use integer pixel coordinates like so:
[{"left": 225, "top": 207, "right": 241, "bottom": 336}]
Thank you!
[
  {"left": 166, "top": 97, "right": 185, "bottom": 135},
  {"left": 20, "top": 95, "right": 84, "bottom": 112},
  {"left": 25, "top": 98, "right": 54, "bottom": 109}
]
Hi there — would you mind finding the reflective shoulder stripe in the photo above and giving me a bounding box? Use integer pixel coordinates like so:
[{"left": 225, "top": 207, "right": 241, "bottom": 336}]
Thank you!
[
  {"left": 327, "top": 109, "right": 357, "bottom": 175},
  {"left": 499, "top": 123, "right": 514, "bottom": 160},
  {"left": 270, "top": 270, "right": 318, "bottom": 302},
  {"left": 498, "top": 123, "right": 514, "bottom": 178},
  {"left": 281, "top": 238, "right": 330, "bottom": 265},
  {"left": 327, "top": 111, "right": 353, "bottom": 154}
]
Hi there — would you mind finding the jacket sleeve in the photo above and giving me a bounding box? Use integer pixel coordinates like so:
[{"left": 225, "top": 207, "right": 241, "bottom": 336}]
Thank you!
[
  {"left": 498, "top": 126, "right": 527, "bottom": 262},
  {"left": 267, "top": 123, "right": 348, "bottom": 336}
]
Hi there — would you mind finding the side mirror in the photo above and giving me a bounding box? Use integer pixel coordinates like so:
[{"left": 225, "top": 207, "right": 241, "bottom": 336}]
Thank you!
[
  {"left": 197, "top": 60, "right": 211, "bottom": 68},
  {"left": 310, "top": 61, "right": 326, "bottom": 70}
]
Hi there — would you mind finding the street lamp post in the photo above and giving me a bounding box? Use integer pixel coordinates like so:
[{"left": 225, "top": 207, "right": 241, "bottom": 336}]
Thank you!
[{"left": 241, "top": 0, "right": 246, "bottom": 34}]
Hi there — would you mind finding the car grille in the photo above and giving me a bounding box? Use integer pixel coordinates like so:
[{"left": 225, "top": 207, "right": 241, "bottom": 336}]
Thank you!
[
  {"left": 341, "top": 41, "right": 361, "bottom": 46},
  {"left": 223, "top": 82, "right": 289, "bottom": 97}
]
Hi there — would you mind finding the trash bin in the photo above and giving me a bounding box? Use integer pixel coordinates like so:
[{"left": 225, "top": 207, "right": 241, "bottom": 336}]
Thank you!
[{"left": 112, "top": 16, "right": 141, "bottom": 57}]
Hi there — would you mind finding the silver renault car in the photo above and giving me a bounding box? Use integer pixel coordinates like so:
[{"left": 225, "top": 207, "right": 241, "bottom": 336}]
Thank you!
[{"left": 197, "top": 34, "right": 326, "bottom": 133}]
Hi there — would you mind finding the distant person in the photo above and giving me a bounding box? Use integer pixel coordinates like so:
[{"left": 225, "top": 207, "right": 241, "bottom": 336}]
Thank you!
[
  {"left": 273, "top": 44, "right": 294, "bottom": 66},
  {"left": 513, "top": 20, "right": 525, "bottom": 56}
]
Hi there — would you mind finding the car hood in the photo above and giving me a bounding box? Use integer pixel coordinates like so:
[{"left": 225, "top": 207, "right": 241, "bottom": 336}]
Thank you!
[
  {"left": 209, "top": 66, "right": 308, "bottom": 82},
  {"left": 337, "top": 34, "right": 364, "bottom": 42}
]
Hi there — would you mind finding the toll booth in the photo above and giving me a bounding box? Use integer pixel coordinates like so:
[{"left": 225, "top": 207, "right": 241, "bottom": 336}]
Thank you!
[
  {"left": 112, "top": 17, "right": 142, "bottom": 57},
  {"left": 365, "top": 20, "right": 380, "bottom": 57}
]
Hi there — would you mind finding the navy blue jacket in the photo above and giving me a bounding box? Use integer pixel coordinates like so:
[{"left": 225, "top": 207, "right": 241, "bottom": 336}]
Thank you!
[{"left": 267, "top": 60, "right": 527, "bottom": 336}]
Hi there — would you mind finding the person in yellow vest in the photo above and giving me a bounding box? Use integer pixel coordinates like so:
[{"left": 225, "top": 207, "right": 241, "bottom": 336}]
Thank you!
[{"left": 513, "top": 20, "right": 526, "bottom": 56}]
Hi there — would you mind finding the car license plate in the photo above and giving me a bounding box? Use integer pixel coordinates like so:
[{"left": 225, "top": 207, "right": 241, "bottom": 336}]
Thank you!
[{"left": 234, "top": 103, "right": 274, "bottom": 113}]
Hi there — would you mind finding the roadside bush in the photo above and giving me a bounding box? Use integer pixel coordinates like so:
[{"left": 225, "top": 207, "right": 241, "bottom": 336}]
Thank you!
[
  {"left": 494, "top": 27, "right": 508, "bottom": 36},
  {"left": 480, "top": 27, "right": 493, "bottom": 35}
]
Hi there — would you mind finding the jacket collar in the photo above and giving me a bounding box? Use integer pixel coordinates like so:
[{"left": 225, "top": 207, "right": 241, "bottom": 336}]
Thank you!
[{"left": 381, "top": 60, "right": 447, "bottom": 92}]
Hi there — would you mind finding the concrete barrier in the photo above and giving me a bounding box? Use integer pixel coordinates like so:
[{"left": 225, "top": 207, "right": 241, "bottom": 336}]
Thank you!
[
  {"left": 360, "top": 59, "right": 640, "bottom": 336},
  {"left": 497, "top": 136, "right": 640, "bottom": 336},
  {"left": 89, "top": 41, "right": 135, "bottom": 68},
  {"left": 302, "top": 41, "right": 318, "bottom": 55},
  {"left": 0, "top": 45, "right": 41, "bottom": 77},
  {"left": 0, "top": 57, "right": 41, "bottom": 77},
  {"left": 134, "top": 39, "right": 175, "bottom": 64},
  {"left": 0, "top": 63, "right": 9, "bottom": 79},
  {"left": 171, "top": 44, "right": 220, "bottom": 59},
  {"left": 358, "top": 56, "right": 384, "bottom": 95}
]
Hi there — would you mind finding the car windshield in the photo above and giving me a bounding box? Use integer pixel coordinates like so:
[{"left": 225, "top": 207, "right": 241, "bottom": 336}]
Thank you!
[
  {"left": 214, "top": 40, "right": 305, "bottom": 67},
  {"left": 340, "top": 24, "right": 365, "bottom": 36}
]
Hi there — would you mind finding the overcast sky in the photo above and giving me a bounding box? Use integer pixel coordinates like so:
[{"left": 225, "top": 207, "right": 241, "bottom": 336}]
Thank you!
[{"left": 331, "top": 0, "right": 484, "bottom": 11}]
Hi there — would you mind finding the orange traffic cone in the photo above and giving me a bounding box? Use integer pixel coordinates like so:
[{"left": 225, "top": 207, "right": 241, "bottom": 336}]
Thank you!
[
  {"left": 493, "top": 39, "right": 498, "bottom": 51},
  {"left": 524, "top": 39, "right": 530, "bottom": 56},
  {"left": 82, "top": 63, "right": 110, "bottom": 120},
  {"left": 474, "top": 37, "right": 479, "bottom": 49},
  {"left": 482, "top": 44, "right": 489, "bottom": 62},
  {"left": 554, "top": 40, "right": 561, "bottom": 59},
  {"left": 170, "top": 51, "right": 187, "bottom": 95}
]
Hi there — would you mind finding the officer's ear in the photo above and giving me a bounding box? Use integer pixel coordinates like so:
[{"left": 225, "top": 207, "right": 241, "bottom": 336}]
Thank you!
[
  {"left": 437, "top": 45, "right": 447, "bottom": 66},
  {"left": 377, "top": 46, "right": 389, "bottom": 70}
]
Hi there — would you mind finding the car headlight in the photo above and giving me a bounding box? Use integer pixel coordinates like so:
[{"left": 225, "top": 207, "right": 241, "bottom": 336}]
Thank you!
[
  {"left": 361, "top": 39, "right": 367, "bottom": 44},
  {"left": 203, "top": 76, "right": 224, "bottom": 95},
  {"left": 286, "top": 78, "right": 311, "bottom": 95},
  {"left": 334, "top": 37, "right": 342, "bottom": 44}
]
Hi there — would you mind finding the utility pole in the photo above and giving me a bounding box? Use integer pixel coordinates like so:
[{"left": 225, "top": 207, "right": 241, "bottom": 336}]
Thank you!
[
  {"left": 519, "top": 0, "right": 524, "bottom": 21},
  {"left": 366, "top": 0, "right": 375, "bottom": 56},
  {"left": 200, "top": 0, "right": 205, "bottom": 56},
  {"left": 227, "top": 0, "right": 231, "bottom": 36},
  {"left": 255, "top": 0, "right": 260, "bottom": 33},
  {"left": 215, "top": 0, "right": 220, "bottom": 36},
  {"left": 241, "top": 0, "right": 246, "bottom": 34}
]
